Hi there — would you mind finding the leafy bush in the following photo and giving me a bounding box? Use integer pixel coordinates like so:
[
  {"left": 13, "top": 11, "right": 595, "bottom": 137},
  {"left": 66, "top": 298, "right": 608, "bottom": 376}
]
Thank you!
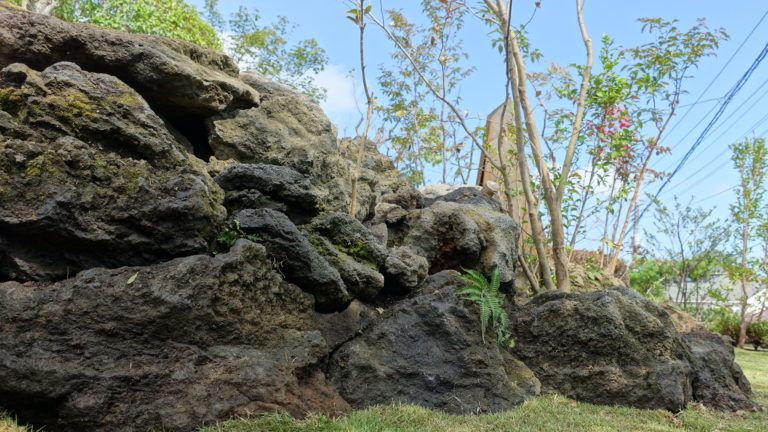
[
  {"left": 629, "top": 258, "right": 673, "bottom": 301},
  {"left": 457, "top": 268, "right": 513, "bottom": 347},
  {"left": 212, "top": 219, "right": 259, "bottom": 254},
  {"left": 54, "top": 0, "right": 223, "bottom": 50},
  {"left": 747, "top": 321, "right": 768, "bottom": 351},
  {"left": 702, "top": 307, "right": 741, "bottom": 341}
]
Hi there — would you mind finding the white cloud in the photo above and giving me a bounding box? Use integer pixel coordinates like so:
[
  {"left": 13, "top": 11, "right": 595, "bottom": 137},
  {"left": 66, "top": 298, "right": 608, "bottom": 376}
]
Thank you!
[{"left": 313, "top": 64, "right": 360, "bottom": 132}]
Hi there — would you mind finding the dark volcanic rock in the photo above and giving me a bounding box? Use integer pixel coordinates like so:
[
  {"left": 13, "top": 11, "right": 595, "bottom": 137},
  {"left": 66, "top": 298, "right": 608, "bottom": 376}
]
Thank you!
[
  {"left": 0, "top": 62, "right": 225, "bottom": 281},
  {"left": 207, "top": 79, "right": 352, "bottom": 213},
  {"left": 308, "top": 212, "right": 388, "bottom": 300},
  {"left": 0, "top": 3, "right": 259, "bottom": 115},
  {"left": 0, "top": 241, "right": 354, "bottom": 432},
  {"left": 683, "top": 331, "right": 760, "bottom": 411},
  {"left": 311, "top": 234, "right": 384, "bottom": 301},
  {"left": 235, "top": 208, "right": 351, "bottom": 311},
  {"left": 512, "top": 288, "right": 694, "bottom": 411},
  {"left": 327, "top": 270, "right": 540, "bottom": 414},
  {"left": 382, "top": 245, "right": 429, "bottom": 295},
  {"left": 311, "top": 212, "right": 387, "bottom": 266},
  {"left": 209, "top": 76, "right": 418, "bottom": 221},
  {"left": 401, "top": 201, "right": 519, "bottom": 285},
  {"left": 424, "top": 186, "right": 502, "bottom": 212},
  {"left": 215, "top": 163, "right": 318, "bottom": 222}
]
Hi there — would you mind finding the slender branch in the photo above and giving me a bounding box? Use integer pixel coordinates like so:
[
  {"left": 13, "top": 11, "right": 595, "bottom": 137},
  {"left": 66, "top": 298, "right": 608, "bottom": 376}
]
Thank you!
[
  {"left": 556, "top": 0, "right": 593, "bottom": 203},
  {"left": 366, "top": 9, "right": 504, "bottom": 174}
]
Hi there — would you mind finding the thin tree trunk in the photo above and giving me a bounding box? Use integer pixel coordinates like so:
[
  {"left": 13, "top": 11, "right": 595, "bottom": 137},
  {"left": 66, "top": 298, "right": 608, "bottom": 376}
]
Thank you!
[
  {"left": 569, "top": 151, "right": 600, "bottom": 255},
  {"left": 599, "top": 175, "right": 618, "bottom": 268},
  {"left": 349, "top": 2, "right": 373, "bottom": 218},
  {"left": 738, "top": 215, "right": 750, "bottom": 348},
  {"left": 509, "top": 81, "right": 554, "bottom": 292},
  {"left": 495, "top": 0, "right": 551, "bottom": 292},
  {"left": 482, "top": 0, "right": 592, "bottom": 292},
  {"left": 608, "top": 98, "right": 678, "bottom": 273}
]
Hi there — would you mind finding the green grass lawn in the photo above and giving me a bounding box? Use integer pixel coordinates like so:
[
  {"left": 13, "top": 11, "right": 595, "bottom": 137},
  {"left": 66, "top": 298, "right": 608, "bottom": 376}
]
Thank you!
[
  {"left": 2, "top": 350, "right": 766, "bottom": 432},
  {"left": 201, "top": 349, "right": 768, "bottom": 432}
]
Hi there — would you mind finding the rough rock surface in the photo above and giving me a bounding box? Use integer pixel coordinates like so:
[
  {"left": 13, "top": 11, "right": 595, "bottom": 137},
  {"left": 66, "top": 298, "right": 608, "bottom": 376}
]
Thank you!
[
  {"left": 235, "top": 208, "right": 351, "bottom": 311},
  {"left": 401, "top": 201, "right": 519, "bottom": 285},
  {"left": 309, "top": 212, "right": 388, "bottom": 301},
  {"left": 215, "top": 163, "right": 318, "bottom": 223},
  {"left": 328, "top": 271, "right": 540, "bottom": 413},
  {"left": 663, "top": 304, "right": 708, "bottom": 333},
  {"left": 311, "top": 212, "right": 387, "bottom": 266},
  {"left": 511, "top": 288, "right": 757, "bottom": 412},
  {"left": 423, "top": 185, "right": 503, "bottom": 212},
  {"left": 512, "top": 288, "right": 693, "bottom": 411},
  {"left": 682, "top": 332, "right": 759, "bottom": 411},
  {"left": 311, "top": 234, "right": 384, "bottom": 301},
  {"left": 0, "top": 62, "right": 225, "bottom": 281},
  {"left": 382, "top": 245, "right": 429, "bottom": 295},
  {"left": 0, "top": 3, "right": 259, "bottom": 115},
  {"left": 0, "top": 241, "right": 357, "bottom": 432}
]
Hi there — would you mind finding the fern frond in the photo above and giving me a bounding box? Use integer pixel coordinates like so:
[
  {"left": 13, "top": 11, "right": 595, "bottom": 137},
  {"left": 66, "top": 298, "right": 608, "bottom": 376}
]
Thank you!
[
  {"left": 457, "top": 267, "right": 513, "bottom": 347},
  {"left": 479, "top": 300, "right": 490, "bottom": 344},
  {"left": 490, "top": 267, "right": 500, "bottom": 292}
]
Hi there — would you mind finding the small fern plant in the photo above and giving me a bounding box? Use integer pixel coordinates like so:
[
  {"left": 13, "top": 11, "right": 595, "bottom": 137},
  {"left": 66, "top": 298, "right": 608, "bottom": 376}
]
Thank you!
[
  {"left": 457, "top": 268, "right": 514, "bottom": 347},
  {"left": 212, "top": 219, "right": 260, "bottom": 254}
]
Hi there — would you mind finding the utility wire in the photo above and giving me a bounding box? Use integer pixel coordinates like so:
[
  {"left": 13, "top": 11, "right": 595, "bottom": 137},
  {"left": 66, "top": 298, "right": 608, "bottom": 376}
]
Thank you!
[
  {"left": 660, "top": 75, "right": 768, "bottom": 173},
  {"left": 661, "top": 109, "right": 768, "bottom": 194},
  {"left": 658, "top": 9, "right": 768, "bottom": 151},
  {"left": 629, "top": 39, "right": 768, "bottom": 234},
  {"left": 690, "top": 185, "right": 737, "bottom": 205}
]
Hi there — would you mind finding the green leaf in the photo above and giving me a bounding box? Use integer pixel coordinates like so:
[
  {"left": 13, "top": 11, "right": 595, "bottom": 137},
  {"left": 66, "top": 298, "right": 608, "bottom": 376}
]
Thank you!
[{"left": 126, "top": 272, "right": 139, "bottom": 285}]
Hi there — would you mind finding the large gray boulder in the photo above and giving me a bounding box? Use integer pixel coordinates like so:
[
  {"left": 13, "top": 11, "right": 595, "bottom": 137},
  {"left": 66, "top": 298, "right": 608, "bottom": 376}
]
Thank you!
[
  {"left": 0, "top": 2, "right": 259, "bottom": 115},
  {"left": 682, "top": 331, "right": 759, "bottom": 411},
  {"left": 401, "top": 201, "right": 519, "bottom": 285},
  {"left": 327, "top": 271, "right": 541, "bottom": 413},
  {"left": 510, "top": 288, "right": 760, "bottom": 412},
  {"left": 0, "top": 241, "right": 358, "bottom": 432},
  {"left": 0, "top": 62, "right": 225, "bottom": 281},
  {"left": 512, "top": 288, "right": 693, "bottom": 411}
]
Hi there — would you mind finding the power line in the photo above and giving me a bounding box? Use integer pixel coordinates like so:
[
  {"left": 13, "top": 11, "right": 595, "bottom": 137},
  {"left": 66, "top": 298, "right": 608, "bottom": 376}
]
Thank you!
[
  {"left": 660, "top": 109, "right": 768, "bottom": 194},
  {"left": 629, "top": 39, "right": 768, "bottom": 232},
  {"left": 659, "top": 9, "right": 768, "bottom": 150},
  {"left": 660, "top": 75, "right": 768, "bottom": 173},
  {"left": 648, "top": 41, "right": 768, "bottom": 197},
  {"left": 691, "top": 185, "right": 737, "bottom": 205},
  {"left": 678, "top": 97, "right": 723, "bottom": 109}
]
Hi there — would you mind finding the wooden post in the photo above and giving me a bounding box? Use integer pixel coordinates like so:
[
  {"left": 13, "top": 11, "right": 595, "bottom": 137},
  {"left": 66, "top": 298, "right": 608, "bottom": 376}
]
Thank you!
[{"left": 476, "top": 101, "right": 526, "bottom": 229}]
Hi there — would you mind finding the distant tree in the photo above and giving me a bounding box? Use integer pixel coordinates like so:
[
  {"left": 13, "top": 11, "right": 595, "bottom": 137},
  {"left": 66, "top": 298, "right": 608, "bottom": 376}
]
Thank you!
[
  {"left": 729, "top": 136, "right": 767, "bottom": 348},
  {"left": 375, "top": 0, "right": 476, "bottom": 185},
  {"left": 644, "top": 196, "right": 729, "bottom": 310},
  {"left": 753, "top": 216, "right": 768, "bottom": 327},
  {"left": 53, "top": 0, "right": 222, "bottom": 50},
  {"left": 629, "top": 257, "right": 675, "bottom": 300},
  {"left": 204, "top": 0, "right": 328, "bottom": 101}
]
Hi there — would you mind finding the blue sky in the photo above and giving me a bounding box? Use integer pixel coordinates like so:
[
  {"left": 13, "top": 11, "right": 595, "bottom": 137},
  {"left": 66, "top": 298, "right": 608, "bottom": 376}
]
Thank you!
[{"left": 191, "top": 0, "right": 768, "bottom": 249}]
